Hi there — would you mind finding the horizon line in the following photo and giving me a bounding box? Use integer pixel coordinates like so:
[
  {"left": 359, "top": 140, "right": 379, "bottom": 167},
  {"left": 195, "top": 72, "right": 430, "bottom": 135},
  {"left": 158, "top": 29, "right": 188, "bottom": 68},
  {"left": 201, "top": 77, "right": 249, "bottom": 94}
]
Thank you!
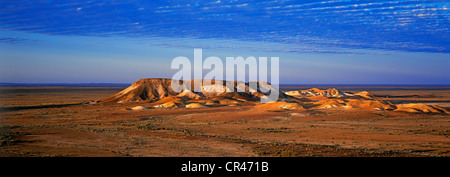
[{"left": 1, "top": 83, "right": 450, "bottom": 86}]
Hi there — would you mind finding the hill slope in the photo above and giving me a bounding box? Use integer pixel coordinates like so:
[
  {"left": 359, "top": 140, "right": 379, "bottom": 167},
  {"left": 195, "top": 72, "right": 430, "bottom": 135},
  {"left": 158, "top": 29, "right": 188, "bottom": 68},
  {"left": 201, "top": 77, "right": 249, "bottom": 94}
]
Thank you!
[{"left": 98, "top": 78, "right": 288, "bottom": 103}]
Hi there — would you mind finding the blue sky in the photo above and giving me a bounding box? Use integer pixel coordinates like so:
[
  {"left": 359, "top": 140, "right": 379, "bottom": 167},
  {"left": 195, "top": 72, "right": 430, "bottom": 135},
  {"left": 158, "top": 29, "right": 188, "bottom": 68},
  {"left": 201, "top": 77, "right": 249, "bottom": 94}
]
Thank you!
[{"left": 0, "top": 0, "right": 449, "bottom": 84}]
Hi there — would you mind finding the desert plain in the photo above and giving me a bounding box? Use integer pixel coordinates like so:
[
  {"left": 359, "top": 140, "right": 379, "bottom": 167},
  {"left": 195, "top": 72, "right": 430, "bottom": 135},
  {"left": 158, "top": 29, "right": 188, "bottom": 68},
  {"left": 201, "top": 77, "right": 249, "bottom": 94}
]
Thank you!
[{"left": 0, "top": 80, "right": 449, "bottom": 157}]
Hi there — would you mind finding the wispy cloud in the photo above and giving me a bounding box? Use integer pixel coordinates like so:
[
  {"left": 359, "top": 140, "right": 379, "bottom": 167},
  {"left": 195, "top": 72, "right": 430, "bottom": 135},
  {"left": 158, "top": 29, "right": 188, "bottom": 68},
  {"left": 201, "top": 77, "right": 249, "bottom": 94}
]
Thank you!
[
  {"left": 0, "top": 36, "right": 38, "bottom": 44},
  {"left": 0, "top": 0, "right": 449, "bottom": 53}
]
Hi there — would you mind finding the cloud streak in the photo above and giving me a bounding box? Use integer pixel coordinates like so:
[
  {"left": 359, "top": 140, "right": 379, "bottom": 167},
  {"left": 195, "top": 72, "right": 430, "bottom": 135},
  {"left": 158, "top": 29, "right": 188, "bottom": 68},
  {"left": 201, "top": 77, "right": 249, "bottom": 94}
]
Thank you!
[{"left": 0, "top": 0, "right": 449, "bottom": 53}]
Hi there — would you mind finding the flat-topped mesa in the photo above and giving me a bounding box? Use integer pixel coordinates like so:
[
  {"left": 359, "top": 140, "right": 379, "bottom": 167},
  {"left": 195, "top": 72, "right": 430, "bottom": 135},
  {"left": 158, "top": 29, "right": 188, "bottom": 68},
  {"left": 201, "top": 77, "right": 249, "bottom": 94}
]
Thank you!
[
  {"left": 395, "top": 103, "right": 449, "bottom": 114},
  {"left": 97, "top": 78, "right": 288, "bottom": 104},
  {"left": 285, "top": 88, "right": 345, "bottom": 97},
  {"left": 97, "top": 78, "right": 176, "bottom": 103},
  {"left": 285, "top": 88, "right": 374, "bottom": 99},
  {"left": 353, "top": 91, "right": 374, "bottom": 99}
]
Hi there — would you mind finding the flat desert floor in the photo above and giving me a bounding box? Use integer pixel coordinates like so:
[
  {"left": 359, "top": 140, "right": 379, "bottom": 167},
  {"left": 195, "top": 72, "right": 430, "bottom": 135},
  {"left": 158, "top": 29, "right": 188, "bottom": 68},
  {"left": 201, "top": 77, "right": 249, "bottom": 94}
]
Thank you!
[{"left": 0, "top": 86, "right": 449, "bottom": 157}]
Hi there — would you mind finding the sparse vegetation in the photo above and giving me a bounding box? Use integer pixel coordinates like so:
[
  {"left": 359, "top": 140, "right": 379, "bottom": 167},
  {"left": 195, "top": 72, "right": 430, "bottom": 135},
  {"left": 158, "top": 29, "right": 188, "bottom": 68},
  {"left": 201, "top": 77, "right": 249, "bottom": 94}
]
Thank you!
[
  {"left": 245, "top": 127, "right": 290, "bottom": 133},
  {"left": 0, "top": 125, "right": 21, "bottom": 146},
  {"left": 1, "top": 85, "right": 449, "bottom": 157}
]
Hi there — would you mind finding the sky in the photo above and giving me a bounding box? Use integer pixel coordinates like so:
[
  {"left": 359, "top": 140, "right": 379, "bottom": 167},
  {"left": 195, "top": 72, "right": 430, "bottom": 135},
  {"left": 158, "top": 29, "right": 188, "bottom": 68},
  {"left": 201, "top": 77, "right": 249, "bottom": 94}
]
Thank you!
[{"left": 0, "top": 0, "right": 449, "bottom": 84}]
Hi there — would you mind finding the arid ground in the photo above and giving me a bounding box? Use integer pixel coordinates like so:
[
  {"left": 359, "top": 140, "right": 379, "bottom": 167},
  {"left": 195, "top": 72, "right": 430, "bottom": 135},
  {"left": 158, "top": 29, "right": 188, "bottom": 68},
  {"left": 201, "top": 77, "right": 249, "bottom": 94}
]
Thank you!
[{"left": 0, "top": 85, "right": 449, "bottom": 157}]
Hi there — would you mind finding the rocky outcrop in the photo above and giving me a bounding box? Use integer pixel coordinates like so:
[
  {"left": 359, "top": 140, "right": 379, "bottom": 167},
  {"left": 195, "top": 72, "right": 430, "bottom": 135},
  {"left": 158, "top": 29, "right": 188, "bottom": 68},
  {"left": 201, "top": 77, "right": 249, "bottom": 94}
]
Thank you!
[
  {"left": 285, "top": 88, "right": 374, "bottom": 99},
  {"left": 98, "top": 78, "right": 289, "bottom": 104},
  {"left": 394, "top": 103, "right": 449, "bottom": 114}
]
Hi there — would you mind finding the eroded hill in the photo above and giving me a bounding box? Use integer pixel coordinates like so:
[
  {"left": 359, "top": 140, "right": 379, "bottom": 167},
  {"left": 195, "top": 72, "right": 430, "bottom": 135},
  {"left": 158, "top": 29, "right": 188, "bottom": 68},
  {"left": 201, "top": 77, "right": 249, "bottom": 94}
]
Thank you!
[{"left": 98, "top": 78, "right": 448, "bottom": 114}]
